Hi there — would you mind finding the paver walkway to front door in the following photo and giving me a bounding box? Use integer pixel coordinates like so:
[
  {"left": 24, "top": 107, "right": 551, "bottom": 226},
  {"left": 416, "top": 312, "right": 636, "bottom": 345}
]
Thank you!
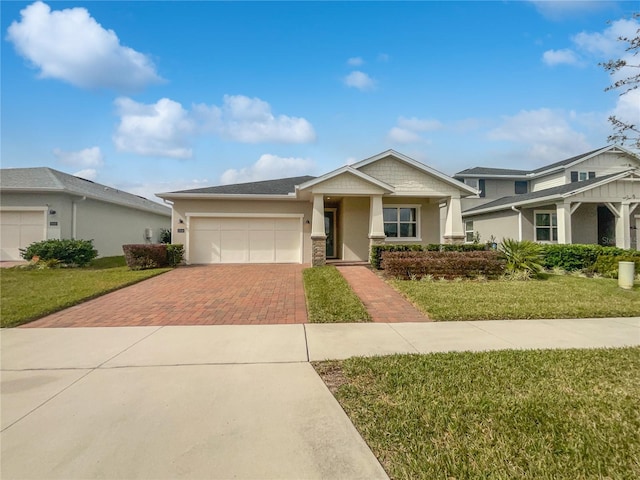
[
  {"left": 24, "top": 265, "right": 308, "bottom": 327},
  {"left": 336, "top": 266, "right": 430, "bottom": 323}
]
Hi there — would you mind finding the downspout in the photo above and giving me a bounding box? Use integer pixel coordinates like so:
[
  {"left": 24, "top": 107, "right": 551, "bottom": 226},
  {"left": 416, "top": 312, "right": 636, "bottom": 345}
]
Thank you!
[
  {"left": 511, "top": 206, "right": 522, "bottom": 241},
  {"left": 72, "top": 196, "right": 86, "bottom": 239}
]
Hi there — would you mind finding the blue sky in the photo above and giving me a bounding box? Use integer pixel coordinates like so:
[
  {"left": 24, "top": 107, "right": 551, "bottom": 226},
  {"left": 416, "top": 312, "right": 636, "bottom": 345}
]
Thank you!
[{"left": 2, "top": 1, "right": 639, "bottom": 202}]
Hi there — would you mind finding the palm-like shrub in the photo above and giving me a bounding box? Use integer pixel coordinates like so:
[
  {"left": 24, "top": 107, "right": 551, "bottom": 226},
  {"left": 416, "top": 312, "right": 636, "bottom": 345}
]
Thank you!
[{"left": 499, "top": 239, "right": 544, "bottom": 277}]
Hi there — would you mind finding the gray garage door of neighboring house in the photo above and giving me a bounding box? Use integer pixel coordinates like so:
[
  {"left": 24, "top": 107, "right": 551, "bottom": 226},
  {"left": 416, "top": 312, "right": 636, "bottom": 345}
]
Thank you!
[
  {"left": 188, "top": 215, "right": 303, "bottom": 264},
  {"left": 0, "top": 209, "right": 47, "bottom": 261}
]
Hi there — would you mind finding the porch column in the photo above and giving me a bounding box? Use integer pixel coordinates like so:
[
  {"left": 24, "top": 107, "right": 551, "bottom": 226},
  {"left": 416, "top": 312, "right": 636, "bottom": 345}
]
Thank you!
[
  {"left": 615, "top": 202, "right": 631, "bottom": 249},
  {"left": 443, "top": 196, "right": 465, "bottom": 244},
  {"left": 311, "top": 194, "right": 326, "bottom": 266},
  {"left": 368, "top": 195, "right": 386, "bottom": 260},
  {"left": 556, "top": 201, "right": 572, "bottom": 244}
]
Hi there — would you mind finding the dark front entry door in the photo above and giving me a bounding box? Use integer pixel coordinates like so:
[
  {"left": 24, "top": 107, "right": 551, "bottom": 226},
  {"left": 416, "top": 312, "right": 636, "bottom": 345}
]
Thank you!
[
  {"left": 324, "top": 210, "right": 336, "bottom": 258},
  {"left": 598, "top": 206, "right": 616, "bottom": 246}
]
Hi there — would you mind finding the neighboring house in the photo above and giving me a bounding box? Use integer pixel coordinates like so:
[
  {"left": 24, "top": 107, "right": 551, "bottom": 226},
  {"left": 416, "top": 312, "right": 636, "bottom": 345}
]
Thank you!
[
  {"left": 0, "top": 167, "right": 171, "bottom": 261},
  {"left": 157, "top": 150, "right": 477, "bottom": 266},
  {"left": 454, "top": 145, "right": 640, "bottom": 249}
]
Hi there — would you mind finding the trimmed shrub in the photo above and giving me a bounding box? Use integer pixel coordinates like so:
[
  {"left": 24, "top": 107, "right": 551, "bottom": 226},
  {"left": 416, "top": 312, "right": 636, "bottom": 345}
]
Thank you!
[
  {"left": 166, "top": 244, "right": 185, "bottom": 267},
  {"left": 370, "top": 243, "right": 486, "bottom": 269},
  {"left": 540, "top": 244, "right": 640, "bottom": 272},
  {"left": 381, "top": 251, "right": 505, "bottom": 280},
  {"left": 591, "top": 254, "right": 640, "bottom": 278},
  {"left": 20, "top": 239, "right": 98, "bottom": 266},
  {"left": 159, "top": 228, "right": 171, "bottom": 244},
  {"left": 122, "top": 244, "right": 169, "bottom": 270}
]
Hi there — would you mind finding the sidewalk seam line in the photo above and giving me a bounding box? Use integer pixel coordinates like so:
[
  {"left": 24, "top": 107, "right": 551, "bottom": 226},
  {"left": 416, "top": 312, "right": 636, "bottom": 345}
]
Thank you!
[
  {"left": 303, "top": 323, "right": 310, "bottom": 362},
  {"left": 95, "top": 326, "right": 165, "bottom": 369},
  {"left": 387, "top": 323, "right": 420, "bottom": 353}
]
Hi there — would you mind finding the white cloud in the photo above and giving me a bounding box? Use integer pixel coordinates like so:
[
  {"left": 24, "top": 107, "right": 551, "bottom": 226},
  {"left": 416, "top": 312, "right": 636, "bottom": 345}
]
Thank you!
[
  {"left": 542, "top": 48, "right": 581, "bottom": 66},
  {"left": 488, "top": 108, "right": 591, "bottom": 162},
  {"left": 113, "top": 97, "right": 195, "bottom": 159},
  {"left": 53, "top": 146, "right": 104, "bottom": 167},
  {"left": 6, "top": 1, "right": 162, "bottom": 91},
  {"left": 73, "top": 168, "right": 98, "bottom": 181},
  {"left": 387, "top": 116, "right": 442, "bottom": 144},
  {"left": 344, "top": 71, "right": 375, "bottom": 90},
  {"left": 220, "top": 154, "right": 315, "bottom": 185},
  {"left": 610, "top": 89, "right": 640, "bottom": 130},
  {"left": 347, "top": 57, "right": 364, "bottom": 66},
  {"left": 572, "top": 18, "right": 639, "bottom": 58},
  {"left": 194, "top": 94, "right": 316, "bottom": 143}
]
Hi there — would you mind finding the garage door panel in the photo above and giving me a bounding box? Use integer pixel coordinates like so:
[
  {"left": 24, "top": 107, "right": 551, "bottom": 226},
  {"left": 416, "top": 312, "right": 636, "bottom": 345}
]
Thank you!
[
  {"left": 190, "top": 230, "right": 221, "bottom": 264},
  {"left": 275, "top": 231, "right": 301, "bottom": 263},
  {"left": 249, "top": 231, "right": 275, "bottom": 263},
  {"left": 220, "top": 230, "right": 249, "bottom": 263},
  {"left": 189, "top": 216, "right": 301, "bottom": 264},
  {"left": 0, "top": 210, "right": 46, "bottom": 261}
]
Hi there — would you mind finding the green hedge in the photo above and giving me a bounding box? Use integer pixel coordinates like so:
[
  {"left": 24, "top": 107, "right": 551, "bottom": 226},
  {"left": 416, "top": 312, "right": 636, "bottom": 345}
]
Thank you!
[
  {"left": 370, "top": 243, "right": 487, "bottom": 269},
  {"left": 540, "top": 244, "right": 640, "bottom": 271},
  {"left": 20, "top": 239, "right": 98, "bottom": 266}
]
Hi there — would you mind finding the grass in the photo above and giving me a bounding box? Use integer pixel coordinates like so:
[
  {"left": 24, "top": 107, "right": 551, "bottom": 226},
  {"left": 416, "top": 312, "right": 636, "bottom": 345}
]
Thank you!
[
  {"left": 88, "top": 255, "right": 127, "bottom": 268},
  {"left": 1, "top": 263, "right": 171, "bottom": 328},
  {"left": 391, "top": 274, "right": 640, "bottom": 320},
  {"left": 303, "top": 266, "right": 370, "bottom": 322},
  {"left": 314, "top": 347, "right": 640, "bottom": 480}
]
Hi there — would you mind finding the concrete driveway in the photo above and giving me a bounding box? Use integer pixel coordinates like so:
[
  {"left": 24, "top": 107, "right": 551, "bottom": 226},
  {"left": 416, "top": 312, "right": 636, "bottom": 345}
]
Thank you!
[{"left": 24, "top": 265, "right": 308, "bottom": 327}]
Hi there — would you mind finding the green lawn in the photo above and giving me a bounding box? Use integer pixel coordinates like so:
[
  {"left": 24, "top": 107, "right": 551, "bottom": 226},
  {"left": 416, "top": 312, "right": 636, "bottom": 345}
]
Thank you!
[
  {"left": 391, "top": 275, "right": 640, "bottom": 320},
  {"left": 1, "top": 261, "right": 171, "bottom": 327},
  {"left": 303, "top": 266, "right": 370, "bottom": 322},
  {"left": 315, "top": 347, "right": 640, "bottom": 480}
]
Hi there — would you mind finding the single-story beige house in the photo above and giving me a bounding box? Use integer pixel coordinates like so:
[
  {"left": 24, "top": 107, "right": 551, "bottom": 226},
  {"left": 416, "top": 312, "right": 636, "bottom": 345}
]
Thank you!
[
  {"left": 455, "top": 145, "right": 640, "bottom": 249},
  {"left": 157, "top": 150, "right": 477, "bottom": 266},
  {"left": 0, "top": 167, "right": 171, "bottom": 260}
]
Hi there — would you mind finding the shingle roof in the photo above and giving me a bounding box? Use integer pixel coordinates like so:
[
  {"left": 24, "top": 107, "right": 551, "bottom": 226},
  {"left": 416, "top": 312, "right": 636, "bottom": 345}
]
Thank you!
[
  {"left": 166, "top": 175, "right": 316, "bottom": 195},
  {"left": 0, "top": 167, "right": 170, "bottom": 216},
  {"left": 530, "top": 147, "right": 606, "bottom": 173},
  {"left": 463, "top": 171, "right": 625, "bottom": 214}
]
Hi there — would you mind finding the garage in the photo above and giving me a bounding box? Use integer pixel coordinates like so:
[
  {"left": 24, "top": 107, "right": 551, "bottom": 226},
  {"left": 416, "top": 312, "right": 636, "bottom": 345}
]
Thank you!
[
  {"left": 188, "top": 215, "right": 302, "bottom": 264},
  {"left": 0, "top": 209, "right": 46, "bottom": 261}
]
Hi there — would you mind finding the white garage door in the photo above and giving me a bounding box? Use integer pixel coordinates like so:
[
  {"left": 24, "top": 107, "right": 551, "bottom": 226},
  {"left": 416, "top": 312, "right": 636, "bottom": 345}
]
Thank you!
[
  {"left": 189, "top": 216, "right": 302, "bottom": 264},
  {"left": 0, "top": 210, "right": 46, "bottom": 261}
]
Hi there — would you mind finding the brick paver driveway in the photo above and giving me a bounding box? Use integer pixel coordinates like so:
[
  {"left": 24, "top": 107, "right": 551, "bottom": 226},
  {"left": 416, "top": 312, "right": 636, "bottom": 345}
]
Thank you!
[{"left": 24, "top": 265, "right": 308, "bottom": 327}]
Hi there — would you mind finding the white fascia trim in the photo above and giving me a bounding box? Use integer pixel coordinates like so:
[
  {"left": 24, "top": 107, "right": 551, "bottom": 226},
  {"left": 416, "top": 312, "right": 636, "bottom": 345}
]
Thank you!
[
  {"left": 158, "top": 193, "right": 297, "bottom": 201},
  {"left": 186, "top": 212, "right": 304, "bottom": 219},
  {"left": 297, "top": 165, "right": 394, "bottom": 192},
  {"left": 529, "top": 145, "right": 639, "bottom": 178},
  {"left": 456, "top": 173, "right": 529, "bottom": 179},
  {"left": 463, "top": 194, "right": 562, "bottom": 216},
  {"left": 352, "top": 149, "right": 478, "bottom": 195}
]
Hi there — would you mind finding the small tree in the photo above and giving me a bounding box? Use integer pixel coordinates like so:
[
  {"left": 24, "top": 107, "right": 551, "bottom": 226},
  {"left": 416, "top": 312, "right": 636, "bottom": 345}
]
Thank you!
[{"left": 601, "top": 13, "right": 640, "bottom": 149}]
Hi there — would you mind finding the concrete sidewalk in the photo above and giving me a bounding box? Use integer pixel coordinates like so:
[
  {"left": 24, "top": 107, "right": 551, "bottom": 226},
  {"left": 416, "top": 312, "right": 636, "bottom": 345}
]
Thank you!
[{"left": 2, "top": 318, "right": 639, "bottom": 479}]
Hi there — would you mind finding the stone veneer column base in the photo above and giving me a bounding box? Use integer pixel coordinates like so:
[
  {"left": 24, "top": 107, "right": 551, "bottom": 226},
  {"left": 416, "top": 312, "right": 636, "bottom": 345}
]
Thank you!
[
  {"left": 443, "top": 235, "right": 465, "bottom": 245},
  {"left": 311, "top": 235, "right": 327, "bottom": 267}
]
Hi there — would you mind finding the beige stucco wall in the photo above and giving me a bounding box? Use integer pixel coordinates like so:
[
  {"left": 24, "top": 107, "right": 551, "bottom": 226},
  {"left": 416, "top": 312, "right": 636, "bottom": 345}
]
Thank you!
[
  {"left": 75, "top": 198, "right": 170, "bottom": 257},
  {"left": 340, "top": 197, "right": 370, "bottom": 261},
  {"left": 465, "top": 209, "right": 520, "bottom": 243},
  {"left": 0, "top": 192, "right": 170, "bottom": 257},
  {"left": 382, "top": 197, "right": 441, "bottom": 245},
  {"left": 170, "top": 198, "right": 313, "bottom": 263}
]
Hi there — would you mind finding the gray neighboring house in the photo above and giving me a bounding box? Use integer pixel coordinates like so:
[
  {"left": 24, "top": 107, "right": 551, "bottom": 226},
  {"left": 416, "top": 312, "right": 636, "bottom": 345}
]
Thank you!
[
  {"left": 454, "top": 145, "right": 640, "bottom": 249},
  {"left": 0, "top": 167, "right": 171, "bottom": 261}
]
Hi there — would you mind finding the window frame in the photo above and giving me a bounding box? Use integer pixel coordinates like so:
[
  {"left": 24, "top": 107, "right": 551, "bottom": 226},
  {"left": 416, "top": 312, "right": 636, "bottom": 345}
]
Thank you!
[
  {"left": 534, "top": 210, "right": 558, "bottom": 243},
  {"left": 514, "top": 180, "right": 528, "bottom": 194},
  {"left": 464, "top": 220, "right": 474, "bottom": 243},
  {"left": 382, "top": 204, "right": 421, "bottom": 241}
]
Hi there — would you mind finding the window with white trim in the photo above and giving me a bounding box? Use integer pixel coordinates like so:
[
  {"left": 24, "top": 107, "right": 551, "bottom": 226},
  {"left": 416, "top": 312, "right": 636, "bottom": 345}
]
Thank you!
[
  {"left": 465, "top": 220, "right": 474, "bottom": 243},
  {"left": 383, "top": 206, "right": 420, "bottom": 240},
  {"left": 535, "top": 211, "right": 558, "bottom": 242}
]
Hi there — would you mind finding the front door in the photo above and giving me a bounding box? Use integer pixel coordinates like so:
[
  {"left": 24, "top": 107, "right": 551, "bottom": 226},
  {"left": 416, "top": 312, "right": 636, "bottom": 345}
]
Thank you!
[{"left": 324, "top": 209, "right": 337, "bottom": 258}]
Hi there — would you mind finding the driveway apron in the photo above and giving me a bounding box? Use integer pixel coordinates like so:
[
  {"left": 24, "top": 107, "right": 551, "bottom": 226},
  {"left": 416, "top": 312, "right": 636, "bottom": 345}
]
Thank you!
[{"left": 23, "top": 264, "right": 308, "bottom": 327}]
